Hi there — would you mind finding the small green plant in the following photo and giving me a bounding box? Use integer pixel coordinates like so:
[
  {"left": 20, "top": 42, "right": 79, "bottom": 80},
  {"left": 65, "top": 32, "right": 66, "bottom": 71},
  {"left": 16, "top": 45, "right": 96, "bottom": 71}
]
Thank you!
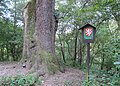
[
  {"left": 0, "top": 74, "right": 42, "bottom": 86},
  {"left": 82, "top": 75, "right": 100, "bottom": 86},
  {"left": 64, "top": 80, "right": 83, "bottom": 86}
]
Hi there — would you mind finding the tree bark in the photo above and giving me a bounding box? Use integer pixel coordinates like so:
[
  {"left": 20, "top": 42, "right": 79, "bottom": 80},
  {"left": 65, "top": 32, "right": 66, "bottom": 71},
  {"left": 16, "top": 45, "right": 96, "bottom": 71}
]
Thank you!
[
  {"left": 36, "top": 0, "right": 55, "bottom": 54},
  {"left": 22, "top": 0, "right": 59, "bottom": 75},
  {"left": 22, "top": 2, "right": 31, "bottom": 59}
]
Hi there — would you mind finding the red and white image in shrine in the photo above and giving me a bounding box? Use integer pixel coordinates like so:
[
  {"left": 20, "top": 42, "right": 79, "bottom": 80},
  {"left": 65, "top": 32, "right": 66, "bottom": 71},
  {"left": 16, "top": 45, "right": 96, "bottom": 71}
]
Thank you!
[{"left": 85, "top": 28, "right": 93, "bottom": 36}]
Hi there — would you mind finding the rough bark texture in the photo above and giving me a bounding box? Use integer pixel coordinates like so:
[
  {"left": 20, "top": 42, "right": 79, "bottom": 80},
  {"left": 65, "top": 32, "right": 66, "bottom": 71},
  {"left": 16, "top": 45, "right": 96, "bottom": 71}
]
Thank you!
[
  {"left": 22, "top": 0, "right": 59, "bottom": 76},
  {"left": 22, "top": 3, "right": 30, "bottom": 59},
  {"left": 36, "top": 0, "right": 54, "bottom": 53},
  {"left": 22, "top": 1, "right": 36, "bottom": 69}
]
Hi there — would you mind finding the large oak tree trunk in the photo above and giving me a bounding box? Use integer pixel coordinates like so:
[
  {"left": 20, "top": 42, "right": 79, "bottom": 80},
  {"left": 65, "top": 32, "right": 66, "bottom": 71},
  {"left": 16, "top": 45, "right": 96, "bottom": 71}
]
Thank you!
[
  {"left": 36, "top": 0, "right": 55, "bottom": 55},
  {"left": 22, "top": 0, "right": 59, "bottom": 76}
]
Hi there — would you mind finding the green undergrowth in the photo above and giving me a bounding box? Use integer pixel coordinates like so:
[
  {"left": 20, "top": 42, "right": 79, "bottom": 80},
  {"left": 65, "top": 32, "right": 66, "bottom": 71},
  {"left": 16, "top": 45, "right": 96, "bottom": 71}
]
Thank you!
[
  {"left": 64, "top": 80, "right": 83, "bottom": 86},
  {"left": 63, "top": 58, "right": 120, "bottom": 86},
  {"left": 82, "top": 67, "right": 120, "bottom": 86},
  {"left": 0, "top": 74, "right": 42, "bottom": 86}
]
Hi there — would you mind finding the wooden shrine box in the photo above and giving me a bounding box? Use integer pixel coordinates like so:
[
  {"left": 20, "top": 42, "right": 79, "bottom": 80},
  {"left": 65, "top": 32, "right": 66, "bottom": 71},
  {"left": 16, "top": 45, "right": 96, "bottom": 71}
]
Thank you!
[{"left": 79, "top": 24, "right": 96, "bottom": 43}]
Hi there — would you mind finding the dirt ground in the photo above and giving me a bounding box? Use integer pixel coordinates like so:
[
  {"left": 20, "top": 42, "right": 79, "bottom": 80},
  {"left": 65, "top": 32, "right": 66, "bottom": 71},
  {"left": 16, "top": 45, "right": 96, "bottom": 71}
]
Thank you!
[
  {"left": 0, "top": 62, "right": 29, "bottom": 77},
  {"left": 41, "top": 68, "right": 85, "bottom": 86},
  {"left": 0, "top": 62, "right": 85, "bottom": 86}
]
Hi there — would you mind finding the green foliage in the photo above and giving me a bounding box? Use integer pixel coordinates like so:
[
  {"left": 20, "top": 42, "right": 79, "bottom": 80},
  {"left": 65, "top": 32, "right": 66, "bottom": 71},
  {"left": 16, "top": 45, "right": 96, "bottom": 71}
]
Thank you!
[
  {"left": 64, "top": 80, "right": 82, "bottom": 86},
  {"left": 0, "top": 0, "right": 25, "bottom": 61},
  {"left": 0, "top": 18, "right": 23, "bottom": 61},
  {"left": 56, "top": 0, "right": 120, "bottom": 85},
  {"left": 56, "top": 0, "right": 120, "bottom": 70},
  {"left": 82, "top": 69, "right": 120, "bottom": 86},
  {"left": 0, "top": 74, "right": 42, "bottom": 86}
]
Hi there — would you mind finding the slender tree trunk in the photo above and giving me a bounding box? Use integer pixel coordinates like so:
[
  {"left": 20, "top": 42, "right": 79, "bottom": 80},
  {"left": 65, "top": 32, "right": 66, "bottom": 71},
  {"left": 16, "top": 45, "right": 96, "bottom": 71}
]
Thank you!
[
  {"left": 1, "top": 48, "right": 3, "bottom": 61},
  {"left": 73, "top": 28, "right": 79, "bottom": 66},
  {"left": 78, "top": 39, "right": 82, "bottom": 66},
  {"left": 101, "top": 57, "right": 104, "bottom": 70},
  {"left": 66, "top": 41, "right": 72, "bottom": 58},
  {"left": 58, "top": 35, "right": 66, "bottom": 63}
]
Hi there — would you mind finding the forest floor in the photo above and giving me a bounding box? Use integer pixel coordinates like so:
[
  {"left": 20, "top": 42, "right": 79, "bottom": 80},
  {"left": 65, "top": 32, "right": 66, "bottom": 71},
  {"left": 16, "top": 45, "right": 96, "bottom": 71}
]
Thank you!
[
  {"left": 0, "top": 62, "right": 85, "bottom": 86},
  {"left": 0, "top": 62, "right": 29, "bottom": 77},
  {"left": 41, "top": 68, "right": 85, "bottom": 86}
]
